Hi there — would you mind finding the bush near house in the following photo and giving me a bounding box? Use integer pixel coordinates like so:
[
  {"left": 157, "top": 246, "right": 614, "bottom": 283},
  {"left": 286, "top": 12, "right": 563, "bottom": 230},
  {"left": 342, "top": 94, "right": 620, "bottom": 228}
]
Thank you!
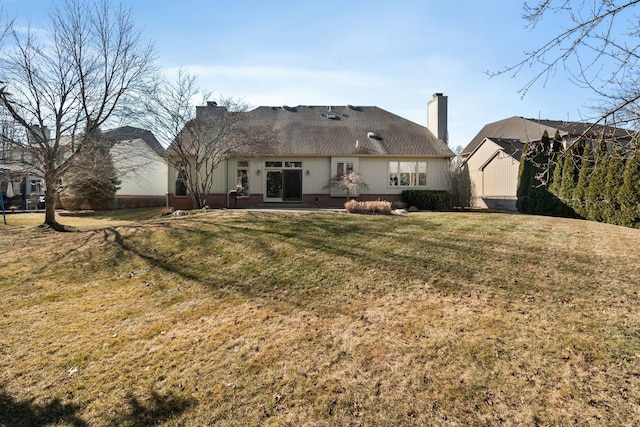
[{"left": 401, "top": 190, "right": 452, "bottom": 211}]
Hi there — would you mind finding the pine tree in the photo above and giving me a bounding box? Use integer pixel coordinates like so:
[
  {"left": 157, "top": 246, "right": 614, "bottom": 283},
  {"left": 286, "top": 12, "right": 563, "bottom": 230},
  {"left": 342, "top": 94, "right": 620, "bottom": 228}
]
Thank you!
[
  {"left": 584, "top": 137, "right": 608, "bottom": 221},
  {"left": 546, "top": 131, "right": 564, "bottom": 215},
  {"left": 529, "top": 131, "right": 554, "bottom": 215},
  {"left": 558, "top": 146, "right": 578, "bottom": 217},
  {"left": 602, "top": 148, "right": 624, "bottom": 224},
  {"left": 617, "top": 149, "right": 640, "bottom": 228},
  {"left": 573, "top": 144, "right": 593, "bottom": 219},
  {"left": 62, "top": 125, "right": 121, "bottom": 210},
  {"left": 516, "top": 142, "right": 533, "bottom": 213}
]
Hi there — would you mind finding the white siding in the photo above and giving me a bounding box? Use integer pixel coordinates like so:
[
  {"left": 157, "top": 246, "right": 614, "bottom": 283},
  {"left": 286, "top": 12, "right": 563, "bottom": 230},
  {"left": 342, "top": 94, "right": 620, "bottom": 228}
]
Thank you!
[
  {"left": 359, "top": 157, "right": 451, "bottom": 194},
  {"left": 112, "top": 139, "right": 167, "bottom": 196}
]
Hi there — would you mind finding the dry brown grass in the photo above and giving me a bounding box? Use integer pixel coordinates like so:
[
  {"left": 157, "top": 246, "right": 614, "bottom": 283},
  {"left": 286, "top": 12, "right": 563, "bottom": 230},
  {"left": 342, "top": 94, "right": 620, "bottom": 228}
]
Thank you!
[{"left": 0, "top": 210, "right": 639, "bottom": 426}]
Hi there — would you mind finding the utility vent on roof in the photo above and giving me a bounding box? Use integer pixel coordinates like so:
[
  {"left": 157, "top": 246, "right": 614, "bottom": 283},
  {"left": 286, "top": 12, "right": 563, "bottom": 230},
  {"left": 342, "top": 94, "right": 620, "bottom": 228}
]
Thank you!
[{"left": 367, "top": 132, "right": 376, "bottom": 139}]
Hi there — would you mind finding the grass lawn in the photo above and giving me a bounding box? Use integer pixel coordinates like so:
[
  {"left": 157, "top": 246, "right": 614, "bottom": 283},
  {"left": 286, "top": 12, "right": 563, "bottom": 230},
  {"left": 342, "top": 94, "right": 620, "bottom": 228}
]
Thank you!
[{"left": 0, "top": 210, "right": 639, "bottom": 426}]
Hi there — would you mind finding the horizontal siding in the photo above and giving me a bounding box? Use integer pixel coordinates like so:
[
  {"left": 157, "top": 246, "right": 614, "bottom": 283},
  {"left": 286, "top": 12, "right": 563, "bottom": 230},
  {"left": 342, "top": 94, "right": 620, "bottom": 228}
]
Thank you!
[
  {"left": 482, "top": 155, "right": 519, "bottom": 197},
  {"left": 112, "top": 140, "right": 167, "bottom": 196},
  {"left": 359, "top": 158, "right": 451, "bottom": 194}
]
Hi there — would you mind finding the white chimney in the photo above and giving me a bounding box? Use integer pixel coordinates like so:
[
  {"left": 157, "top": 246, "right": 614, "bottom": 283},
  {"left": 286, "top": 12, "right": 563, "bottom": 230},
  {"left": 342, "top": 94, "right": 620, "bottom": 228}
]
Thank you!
[{"left": 427, "top": 92, "right": 448, "bottom": 145}]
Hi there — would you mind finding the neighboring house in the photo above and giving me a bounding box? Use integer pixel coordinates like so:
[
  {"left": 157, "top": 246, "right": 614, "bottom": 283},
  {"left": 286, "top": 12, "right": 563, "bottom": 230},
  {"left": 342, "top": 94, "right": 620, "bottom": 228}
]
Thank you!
[
  {"left": 1, "top": 124, "right": 166, "bottom": 210},
  {"left": 0, "top": 123, "right": 48, "bottom": 210},
  {"left": 102, "top": 126, "right": 167, "bottom": 208},
  {"left": 461, "top": 116, "right": 633, "bottom": 210},
  {"left": 167, "top": 93, "right": 455, "bottom": 209}
]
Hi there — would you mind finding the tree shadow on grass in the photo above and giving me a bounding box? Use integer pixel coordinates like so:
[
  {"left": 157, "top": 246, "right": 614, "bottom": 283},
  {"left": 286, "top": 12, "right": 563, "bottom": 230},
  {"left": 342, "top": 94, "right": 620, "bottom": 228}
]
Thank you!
[
  {"left": 110, "top": 391, "right": 196, "bottom": 427},
  {"left": 0, "top": 387, "right": 195, "bottom": 427},
  {"left": 0, "top": 387, "right": 87, "bottom": 427}
]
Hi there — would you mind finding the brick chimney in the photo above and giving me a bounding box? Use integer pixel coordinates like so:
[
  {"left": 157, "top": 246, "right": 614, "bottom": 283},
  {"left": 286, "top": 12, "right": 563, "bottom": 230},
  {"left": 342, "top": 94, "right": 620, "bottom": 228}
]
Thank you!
[
  {"left": 196, "top": 101, "right": 226, "bottom": 119},
  {"left": 427, "top": 92, "right": 448, "bottom": 145}
]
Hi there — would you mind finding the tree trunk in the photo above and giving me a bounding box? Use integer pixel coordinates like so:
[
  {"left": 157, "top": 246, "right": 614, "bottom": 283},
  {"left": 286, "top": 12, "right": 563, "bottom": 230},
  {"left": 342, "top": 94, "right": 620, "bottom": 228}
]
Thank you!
[{"left": 43, "top": 177, "right": 60, "bottom": 228}]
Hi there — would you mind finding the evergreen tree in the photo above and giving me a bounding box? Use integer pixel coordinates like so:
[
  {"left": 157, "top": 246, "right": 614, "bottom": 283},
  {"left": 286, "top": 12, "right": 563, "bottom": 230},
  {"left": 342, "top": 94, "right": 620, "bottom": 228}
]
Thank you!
[
  {"left": 584, "top": 137, "right": 608, "bottom": 222},
  {"left": 617, "top": 149, "right": 640, "bottom": 228},
  {"left": 529, "top": 131, "right": 555, "bottom": 215},
  {"left": 573, "top": 144, "right": 593, "bottom": 219},
  {"left": 546, "top": 131, "right": 564, "bottom": 215},
  {"left": 602, "top": 149, "right": 624, "bottom": 224},
  {"left": 558, "top": 146, "right": 578, "bottom": 217},
  {"left": 516, "top": 142, "right": 533, "bottom": 213},
  {"left": 63, "top": 125, "right": 121, "bottom": 210}
]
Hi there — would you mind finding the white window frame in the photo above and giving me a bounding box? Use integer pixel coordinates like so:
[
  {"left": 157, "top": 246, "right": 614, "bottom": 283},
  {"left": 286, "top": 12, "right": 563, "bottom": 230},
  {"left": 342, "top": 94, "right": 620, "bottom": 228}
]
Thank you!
[
  {"left": 389, "top": 161, "right": 427, "bottom": 188},
  {"left": 236, "top": 160, "right": 250, "bottom": 197}
]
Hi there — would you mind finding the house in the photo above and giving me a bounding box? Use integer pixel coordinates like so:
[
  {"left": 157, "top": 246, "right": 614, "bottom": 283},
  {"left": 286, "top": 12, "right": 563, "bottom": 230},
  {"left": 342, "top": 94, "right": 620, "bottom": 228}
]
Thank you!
[
  {"left": 0, "top": 124, "right": 49, "bottom": 210},
  {"left": 102, "top": 126, "right": 167, "bottom": 208},
  {"left": 166, "top": 93, "right": 456, "bottom": 209},
  {"left": 1, "top": 125, "right": 167, "bottom": 210},
  {"left": 461, "top": 116, "right": 633, "bottom": 210}
]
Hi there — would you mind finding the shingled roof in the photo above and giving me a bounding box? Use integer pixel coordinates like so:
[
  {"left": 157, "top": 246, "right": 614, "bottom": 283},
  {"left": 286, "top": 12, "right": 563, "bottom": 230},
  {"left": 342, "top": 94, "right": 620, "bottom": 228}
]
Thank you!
[
  {"left": 461, "top": 116, "right": 633, "bottom": 158},
  {"left": 102, "top": 126, "right": 165, "bottom": 156},
  {"left": 194, "top": 104, "right": 454, "bottom": 158}
]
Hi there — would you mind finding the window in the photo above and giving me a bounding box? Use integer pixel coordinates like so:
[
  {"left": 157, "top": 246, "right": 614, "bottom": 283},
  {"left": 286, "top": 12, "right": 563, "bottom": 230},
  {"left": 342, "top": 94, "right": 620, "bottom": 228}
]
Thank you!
[
  {"left": 265, "top": 161, "right": 302, "bottom": 169},
  {"left": 337, "top": 161, "right": 354, "bottom": 178},
  {"left": 389, "top": 161, "right": 427, "bottom": 187},
  {"left": 30, "top": 179, "right": 43, "bottom": 193},
  {"left": 236, "top": 160, "right": 249, "bottom": 196},
  {"left": 175, "top": 162, "right": 187, "bottom": 196}
]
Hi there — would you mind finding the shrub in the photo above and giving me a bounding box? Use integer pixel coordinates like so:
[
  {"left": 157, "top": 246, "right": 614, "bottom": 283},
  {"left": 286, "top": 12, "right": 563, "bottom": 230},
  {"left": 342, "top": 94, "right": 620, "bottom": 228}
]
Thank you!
[
  {"left": 344, "top": 199, "right": 392, "bottom": 215},
  {"left": 400, "top": 190, "right": 452, "bottom": 210}
]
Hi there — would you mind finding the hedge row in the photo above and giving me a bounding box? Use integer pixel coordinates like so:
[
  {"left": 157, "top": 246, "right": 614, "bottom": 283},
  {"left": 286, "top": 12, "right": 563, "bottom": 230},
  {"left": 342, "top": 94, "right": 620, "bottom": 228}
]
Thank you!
[
  {"left": 400, "top": 190, "right": 452, "bottom": 211},
  {"left": 517, "top": 131, "right": 640, "bottom": 228}
]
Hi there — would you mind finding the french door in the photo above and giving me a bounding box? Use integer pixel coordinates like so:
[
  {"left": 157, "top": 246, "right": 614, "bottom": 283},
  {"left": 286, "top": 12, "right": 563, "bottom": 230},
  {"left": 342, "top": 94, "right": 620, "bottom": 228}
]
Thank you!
[{"left": 265, "top": 169, "right": 302, "bottom": 202}]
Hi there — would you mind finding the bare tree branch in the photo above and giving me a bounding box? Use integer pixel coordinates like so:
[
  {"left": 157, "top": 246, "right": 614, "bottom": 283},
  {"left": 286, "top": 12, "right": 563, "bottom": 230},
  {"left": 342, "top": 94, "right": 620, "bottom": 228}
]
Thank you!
[
  {"left": 0, "top": 0, "right": 155, "bottom": 229},
  {"left": 493, "top": 0, "right": 640, "bottom": 148}
]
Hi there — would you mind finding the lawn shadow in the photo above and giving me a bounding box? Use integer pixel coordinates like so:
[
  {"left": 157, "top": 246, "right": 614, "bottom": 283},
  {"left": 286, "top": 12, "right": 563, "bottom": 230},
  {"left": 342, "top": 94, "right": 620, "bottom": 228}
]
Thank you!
[
  {"left": 110, "top": 391, "right": 196, "bottom": 426},
  {"left": 0, "top": 387, "right": 195, "bottom": 427},
  {"left": 0, "top": 386, "right": 87, "bottom": 427}
]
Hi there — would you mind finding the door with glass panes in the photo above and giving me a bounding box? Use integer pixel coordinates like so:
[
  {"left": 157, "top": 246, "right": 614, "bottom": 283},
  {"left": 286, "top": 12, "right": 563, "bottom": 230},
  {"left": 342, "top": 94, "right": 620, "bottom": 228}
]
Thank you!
[{"left": 264, "top": 161, "right": 303, "bottom": 202}]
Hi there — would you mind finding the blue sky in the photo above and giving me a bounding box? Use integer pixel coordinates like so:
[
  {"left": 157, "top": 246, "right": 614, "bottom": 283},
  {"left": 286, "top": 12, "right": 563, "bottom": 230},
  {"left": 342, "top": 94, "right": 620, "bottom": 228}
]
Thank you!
[{"left": 2, "top": 0, "right": 597, "bottom": 149}]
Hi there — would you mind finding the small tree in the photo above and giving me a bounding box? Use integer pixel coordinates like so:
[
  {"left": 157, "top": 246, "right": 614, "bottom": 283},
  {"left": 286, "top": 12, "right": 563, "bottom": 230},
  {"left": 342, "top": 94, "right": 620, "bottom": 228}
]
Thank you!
[
  {"left": 329, "top": 171, "right": 368, "bottom": 203},
  {"left": 450, "top": 160, "right": 473, "bottom": 209},
  {"left": 61, "top": 125, "right": 121, "bottom": 210}
]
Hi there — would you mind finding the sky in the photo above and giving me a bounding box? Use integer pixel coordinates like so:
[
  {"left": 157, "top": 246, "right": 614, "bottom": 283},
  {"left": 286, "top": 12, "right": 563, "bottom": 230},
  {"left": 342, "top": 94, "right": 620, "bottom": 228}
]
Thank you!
[{"left": 2, "top": 0, "right": 599, "bottom": 149}]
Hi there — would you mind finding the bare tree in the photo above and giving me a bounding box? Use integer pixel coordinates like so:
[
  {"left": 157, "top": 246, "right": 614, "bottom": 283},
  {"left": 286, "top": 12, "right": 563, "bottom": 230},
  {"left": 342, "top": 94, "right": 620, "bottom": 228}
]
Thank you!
[
  {"left": 493, "top": 1, "right": 640, "bottom": 148},
  {"left": 327, "top": 171, "right": 369, "bottom": 205},
  {"left": 144, "top": 70, "right": 257, "bottom": 209},
  {"left": 0, "top": 0, "right": 155, "bottom": 229}
]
